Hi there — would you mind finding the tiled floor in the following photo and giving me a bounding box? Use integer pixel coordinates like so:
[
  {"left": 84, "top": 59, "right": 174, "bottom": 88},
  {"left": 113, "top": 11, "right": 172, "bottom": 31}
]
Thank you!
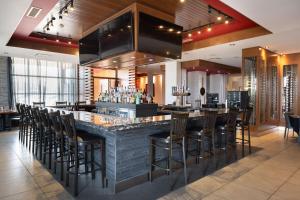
[
  {"left": 0, "top": 127, "right": 299, "bottom": 200},
  {"left": 160, "top": 128, "right": 300, "bottom": 200},
  {"left": 0, "top": 130, "right": 73, "bottom": 200}
]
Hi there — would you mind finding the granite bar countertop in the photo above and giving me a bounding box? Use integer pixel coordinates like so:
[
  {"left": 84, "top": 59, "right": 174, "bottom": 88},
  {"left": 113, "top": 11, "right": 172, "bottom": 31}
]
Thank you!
[{"left": 51, "top": 108, "right": 229, "bottom": 132}]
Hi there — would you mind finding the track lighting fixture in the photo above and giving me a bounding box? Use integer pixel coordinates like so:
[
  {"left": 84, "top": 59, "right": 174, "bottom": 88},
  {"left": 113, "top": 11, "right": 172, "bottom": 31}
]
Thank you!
[
  {"left": 69, "top": 1, "right": 74, "bottom": 11},
  {"left": 43, "top": 0, "right": 74, "bottom": 32},
  {"left": 63, "top": 9, "right": 68, "bottom": 16}
]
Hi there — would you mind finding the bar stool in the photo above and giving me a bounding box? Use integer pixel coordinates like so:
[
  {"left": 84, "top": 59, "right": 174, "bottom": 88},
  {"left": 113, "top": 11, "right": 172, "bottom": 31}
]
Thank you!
[
  {"left": 149, "top": 112, "right": 189, "bottom": 184},
  {"left": 216, "top": 109, "right": 238, "bottom": 150},
  {"left": 284, "top": 112, "right": 294, "bottom": 139},
  {"left": 27, "top": 107, "right": 38, "bottom": 153},
  {"left": 61, "top": 113, "right": 106, "bottom": 196},
  {"left": 39, "top": 109, "right": 55, "bottom": 169},
  {"left": 16, "top": 103, "right": 24, "bottom": 141},
  {"left": 48, "top": 111, "right": 66, "bottom": 180},
  {"left": 23, "top": 105, "right": 33, "bottom": 148},
  {"left": 187, "top": 111, "right": 217, "bottom": 162},
  {"left": 31, "top": 108, "right": 46, "bottom": 159},
  {"left": 236, "top": 107, "right": 253, "bottom": 154}
]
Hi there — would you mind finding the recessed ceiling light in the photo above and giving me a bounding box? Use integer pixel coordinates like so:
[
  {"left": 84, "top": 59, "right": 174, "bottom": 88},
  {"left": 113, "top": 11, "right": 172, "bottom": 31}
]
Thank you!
[
  {"left": 149, "top": 58, "right": 154, "bottom": 62},
  {"left": 113, "top": 60, "right": 117, "bottom": 63},
  {"left": 166, "top": 51, "right": 170, "bottom": 55},
  {"left": 168, "top": 28, "right": 174, "bottom": 32},
  {"left": 188, "top": 33, "right": 192, "bottom": 37},
  {"left": 159, "top": 25, "right": 164, "bottom": 29},
  {"left": 131, "top": 56, "right": 135, "bottom": 59},
  {"left": 127, "top": 25, "right": 131, "bottom": 29},
  {"left": 177, "top": 31, "right": 181, "bottom": 34},
  {"left": 56, "top": 39, "right": 59, "bottom": 42},
  {"left": 197, "top": 31, "right": 201, "bottom": 34},
  {"left": 217, "top": 16, "right": 222, "bottom": 21},
  {"left": 265, "top": 46, "right": 269, "bottom": 49},
  {"left": 225, "top": 20, "right": 229, "bottom": 24},
  {"left": 68, "top": 41, "right": 72, "bottom": 44},
  {"left": 259, "top": 47, "right": 262, "bottom": 51},
  {"left": 207, "top": 27, "right": 212, "bottom": 32},
  {"left": 180, "top": 0, "right": 185, "bottom": 3}
]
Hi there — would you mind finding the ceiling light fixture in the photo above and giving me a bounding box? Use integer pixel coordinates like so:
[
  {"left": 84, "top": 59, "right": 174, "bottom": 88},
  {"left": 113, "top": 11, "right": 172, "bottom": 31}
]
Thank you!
[
  {"left": 177, "top": 31, "right": 181, "bottom": 34},
  {"left": 180, "top": 0, "right": 185, "bottom": 3},
  {"left": 188, "top": 33, "right": 192, "bottom": 37},
  {"left": 207, "top": 26, "right": 212, "bottom": 32},
  {"left": 197, "top": 31, "right": 201, "bottom": 34},
  {"left": 43, "top": 0, "right": 74, "bottom": 31},
  {"left": 168, "top": 28, "right": 174, "bottom": 32},
  {"left": 69, "top": 1, "right": 74, "bottom": 11},
  {"left": 159, "top": 25, "right": 164, "bottom": 29},
  {"left": 56, "top": 39, "right": 59, "bottom": 42},
  {"left": 63, "top": 9, "right": 68, "bottom": 16},
  {"left": 68, "top": 41, "right": 72, "bottom": 44},
  {"left": 225, "top": 20, "right": 229, "bottom": 24},
  {"left": 217, "top": 16, "right": 222, "bottom": 21}
]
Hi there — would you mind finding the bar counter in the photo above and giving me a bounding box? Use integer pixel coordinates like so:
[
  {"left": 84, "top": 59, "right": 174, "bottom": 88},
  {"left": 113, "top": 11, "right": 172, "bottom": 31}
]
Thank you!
[{"left": 56, "top": 108, "right": 228, "bottom": 193}]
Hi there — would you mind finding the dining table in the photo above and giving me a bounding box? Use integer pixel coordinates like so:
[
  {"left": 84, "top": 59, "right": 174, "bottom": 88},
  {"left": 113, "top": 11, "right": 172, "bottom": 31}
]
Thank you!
[{"left": 0, "top": 109, "right": 18, "bottom": 131}]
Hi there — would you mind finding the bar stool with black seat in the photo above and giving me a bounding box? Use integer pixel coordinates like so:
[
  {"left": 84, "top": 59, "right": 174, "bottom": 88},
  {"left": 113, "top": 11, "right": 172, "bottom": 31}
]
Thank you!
[
  {"left": 23, "top": 105, "right": 33, "bottom": 148},
  {"left": 16, "top": 103, "right": 25, "bottom": 141},
  {"left": 61, "top": 113, "right": 106, "bottom": 196},
  {"left": 216, "top": 109, "right": 238, "bottom": 150},
  {"left": 28, "top": 107, "right": 41, "bottom": 156},
  {"left": 31, "top": 108, "right": 46, "bottom": 159},
  {"left": 149, "top": 112, "right": 189, "bottom": 184},
  {"left": 236, "top": 107, "right": 253, "bottom": 154},
  {"left": 49, "top": 111, "right": 66, "bottom": 180},
  {"left": 39, "top": 108, "right": 56, "bottom": 169},
  {"left": 187, "top": 111, "right": 217, "bottom": 162},
  {"left": 284, "top": 112, "right": 294, "bottom": 139}
]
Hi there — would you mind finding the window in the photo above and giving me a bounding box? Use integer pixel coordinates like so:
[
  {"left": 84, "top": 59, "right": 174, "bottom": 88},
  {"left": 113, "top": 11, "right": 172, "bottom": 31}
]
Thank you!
[{"left": 11, "top": 57, "right": 85, "bottom": 106}]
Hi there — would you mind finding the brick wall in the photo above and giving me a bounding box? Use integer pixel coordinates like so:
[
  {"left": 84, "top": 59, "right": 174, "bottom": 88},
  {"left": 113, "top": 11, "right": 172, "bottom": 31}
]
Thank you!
[{"left": 0, "top": 56, "right": 9, "bottom": 106}]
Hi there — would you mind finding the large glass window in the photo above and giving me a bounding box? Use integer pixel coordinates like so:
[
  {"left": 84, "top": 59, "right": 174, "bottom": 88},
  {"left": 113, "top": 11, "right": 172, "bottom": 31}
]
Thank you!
[{"left": 11, "top": 57, "right": 84, "bottom": 106}]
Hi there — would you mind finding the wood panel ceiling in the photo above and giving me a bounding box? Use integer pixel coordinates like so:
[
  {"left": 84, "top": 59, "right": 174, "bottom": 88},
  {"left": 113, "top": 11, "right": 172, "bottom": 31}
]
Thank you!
[{"left": 34, "top": 0, "right": 213, "bottom": 40}]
